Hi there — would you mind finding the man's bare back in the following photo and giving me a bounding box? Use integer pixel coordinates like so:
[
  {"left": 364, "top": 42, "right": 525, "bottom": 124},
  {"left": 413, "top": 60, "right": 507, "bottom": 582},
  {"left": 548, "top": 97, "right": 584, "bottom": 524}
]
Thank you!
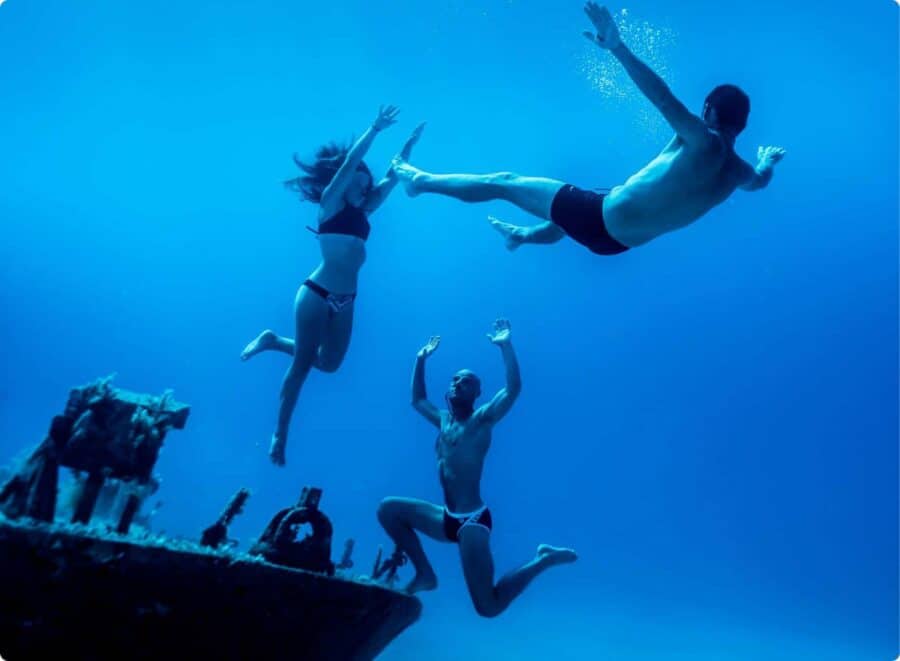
[{"left": 604, "top": 135, "right": 752, "bottom": 246}]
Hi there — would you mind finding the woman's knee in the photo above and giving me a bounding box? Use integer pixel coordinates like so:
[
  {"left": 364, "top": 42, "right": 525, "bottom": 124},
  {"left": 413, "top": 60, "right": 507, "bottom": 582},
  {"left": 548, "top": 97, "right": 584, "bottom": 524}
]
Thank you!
[{"left": 315, "top": 349, "right": 346, "bottom": 373}]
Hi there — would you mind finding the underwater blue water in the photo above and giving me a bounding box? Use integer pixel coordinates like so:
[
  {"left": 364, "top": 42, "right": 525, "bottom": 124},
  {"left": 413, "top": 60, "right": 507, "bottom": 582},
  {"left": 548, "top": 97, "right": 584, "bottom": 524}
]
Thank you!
[{"left": 1, "top": 1, "right": 897, "bottom": 659}]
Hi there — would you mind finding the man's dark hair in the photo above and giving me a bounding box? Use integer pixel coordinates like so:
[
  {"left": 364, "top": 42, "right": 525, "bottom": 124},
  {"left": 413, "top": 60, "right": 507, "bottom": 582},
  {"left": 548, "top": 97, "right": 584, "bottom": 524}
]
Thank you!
[{"left": 704, "top": 84, "right": 750, "bottom": 135}]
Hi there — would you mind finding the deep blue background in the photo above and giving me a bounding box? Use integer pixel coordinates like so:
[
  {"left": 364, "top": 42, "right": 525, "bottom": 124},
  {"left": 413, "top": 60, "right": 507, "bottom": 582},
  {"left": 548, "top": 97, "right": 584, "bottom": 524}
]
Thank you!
[{"left": 1, "top": 1, "right": 897, "bottom": 659}]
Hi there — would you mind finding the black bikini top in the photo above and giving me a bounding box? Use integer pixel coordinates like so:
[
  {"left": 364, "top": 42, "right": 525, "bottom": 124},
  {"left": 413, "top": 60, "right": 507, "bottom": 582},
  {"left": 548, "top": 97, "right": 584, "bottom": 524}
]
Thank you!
[{"left": 308, "top": 204, "right": 371, "bottom": 241}]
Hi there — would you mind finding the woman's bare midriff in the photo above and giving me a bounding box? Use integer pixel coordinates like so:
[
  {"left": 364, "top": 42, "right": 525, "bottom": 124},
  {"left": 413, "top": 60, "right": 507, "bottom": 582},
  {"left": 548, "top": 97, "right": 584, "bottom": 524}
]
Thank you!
[{"left": 308, "top": 234, "right": 367, "bottom": 294}]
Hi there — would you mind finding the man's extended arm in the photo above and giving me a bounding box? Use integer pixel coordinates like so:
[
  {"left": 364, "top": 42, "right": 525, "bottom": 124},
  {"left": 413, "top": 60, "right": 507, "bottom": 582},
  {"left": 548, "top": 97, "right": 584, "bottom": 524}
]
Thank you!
[
  {"left": 610, "top": 45, "right": 710, "bottom": 144},
  {"left": 583, "top": 3, "right": 711, "bottom": 145},
  {"left": 741, "top": 146, "right": 786, "bottom": 191},
  {"left": 479, "top": 320, "right": 522, "bottom": 425},
  {"left": 412, "top": 337, "right": 441, "bottom": 427}
]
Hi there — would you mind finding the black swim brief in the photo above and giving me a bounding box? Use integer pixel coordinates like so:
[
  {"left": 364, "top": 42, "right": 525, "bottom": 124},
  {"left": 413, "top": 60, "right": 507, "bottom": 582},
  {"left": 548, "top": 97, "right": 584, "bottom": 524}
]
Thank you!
[
  {"left": 443, "top": 505, "right": 493, "bottom": 542},
  {"left": 550, "top": 184, "right": 630, "bottom": 255},
  {"left": 303, "top": 279, "right": 356, "bottom": 314}
]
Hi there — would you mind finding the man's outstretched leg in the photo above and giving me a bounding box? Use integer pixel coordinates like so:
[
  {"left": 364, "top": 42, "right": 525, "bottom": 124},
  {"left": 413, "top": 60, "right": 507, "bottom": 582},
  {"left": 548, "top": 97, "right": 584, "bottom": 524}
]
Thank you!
[
  {"left": 241, "top": 330, "right": 295, "bottom": 361},
  {"left": 377, "top": 497, "right": 450, "bottom": 594},
  {"left": 457, "top": 526, "right": 577, "bottom": 618},
  {"left": 392, "top": 158, "right": 565, "bottom": 222},
  {"left": 394, "top": 159, "right": 631, "bottom": 256}
]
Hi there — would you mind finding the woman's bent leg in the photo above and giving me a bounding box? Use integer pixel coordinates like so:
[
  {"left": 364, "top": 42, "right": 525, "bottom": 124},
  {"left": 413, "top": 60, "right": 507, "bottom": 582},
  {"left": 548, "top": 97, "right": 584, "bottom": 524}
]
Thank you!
[{"left": 270, "top": 287, "right": 328, "bottom": 466}]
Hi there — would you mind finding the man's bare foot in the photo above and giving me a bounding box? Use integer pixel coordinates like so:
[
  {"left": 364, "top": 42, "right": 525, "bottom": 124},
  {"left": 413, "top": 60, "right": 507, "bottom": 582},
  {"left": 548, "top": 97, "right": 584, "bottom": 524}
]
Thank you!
[
  {"left": 488, "top": 216, "right": 527, "bottom": 251},
  {"left": 536, "top": 544, "right": 578, "bottom": 567},
  {"left": 241, "top": 330, "right": 277, "bottom": 361},
  {"left": 390, "top": 157, "right": 427, "bottom": 196},
  {"left": 404, "top": 570, "right": 438, "bottom": 595},
  {"left": 269, "top": 434, "right": 286, "bottom": 467}
]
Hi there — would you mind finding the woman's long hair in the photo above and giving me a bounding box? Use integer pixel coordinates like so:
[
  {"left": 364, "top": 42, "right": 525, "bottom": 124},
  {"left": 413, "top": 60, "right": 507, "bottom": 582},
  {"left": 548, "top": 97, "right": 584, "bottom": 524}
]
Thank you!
[{"left": 284, "top": 141, "right": 372, "bottom": 204}]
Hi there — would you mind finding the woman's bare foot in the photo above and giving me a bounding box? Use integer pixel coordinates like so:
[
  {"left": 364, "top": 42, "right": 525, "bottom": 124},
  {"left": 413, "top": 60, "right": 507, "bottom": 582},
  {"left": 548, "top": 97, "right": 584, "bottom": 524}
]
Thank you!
[
  {"left": 404, "top": 569, "right": 438, "bottom": 595},
  {"left": 269, "top": 434, "right": 286, "bottom": 467},
  {"left": 241, "top": 330, "right": 277, "bottom": 361},
  {"left": 536, "top": 544, "right": 578, "bottom": 567},
  {"left": 390, "top": 157, "right": 428, "bottom": 196}
]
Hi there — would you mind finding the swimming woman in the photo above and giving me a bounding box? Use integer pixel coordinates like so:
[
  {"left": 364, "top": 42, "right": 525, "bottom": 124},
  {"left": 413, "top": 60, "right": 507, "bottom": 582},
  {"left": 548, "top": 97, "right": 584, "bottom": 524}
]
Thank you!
[{"left": 241, "top": 105, "right": 424, "bottom": 466}]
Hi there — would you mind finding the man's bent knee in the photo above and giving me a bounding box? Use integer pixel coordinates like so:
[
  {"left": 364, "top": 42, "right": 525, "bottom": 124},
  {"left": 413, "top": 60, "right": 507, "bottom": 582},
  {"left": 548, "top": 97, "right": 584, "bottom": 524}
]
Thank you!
[
  {"left": 473, "top": 598, "right": 502, "bottom": 619},
  {"left": 377, "top": 497, "right": 402, "bottom": 524}
]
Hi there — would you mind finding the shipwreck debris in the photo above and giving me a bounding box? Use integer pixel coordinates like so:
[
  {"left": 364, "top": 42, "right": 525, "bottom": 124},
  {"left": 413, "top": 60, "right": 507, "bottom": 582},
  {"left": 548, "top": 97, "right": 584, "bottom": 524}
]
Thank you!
[
  {"left": 336, "top": 538, "right": 355, "bottom": 571},
  {"left": 0, "top": 378, "right": 421, "bottom": 660},
  {"left": 249, "top": 486, "right": 334, "bottom": 575},
  {"left": 0, "top": 376, "right": 187, "bottom": 532},
  {"left": 201, "top": 487, "right": 251, "bottom": 549}
]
